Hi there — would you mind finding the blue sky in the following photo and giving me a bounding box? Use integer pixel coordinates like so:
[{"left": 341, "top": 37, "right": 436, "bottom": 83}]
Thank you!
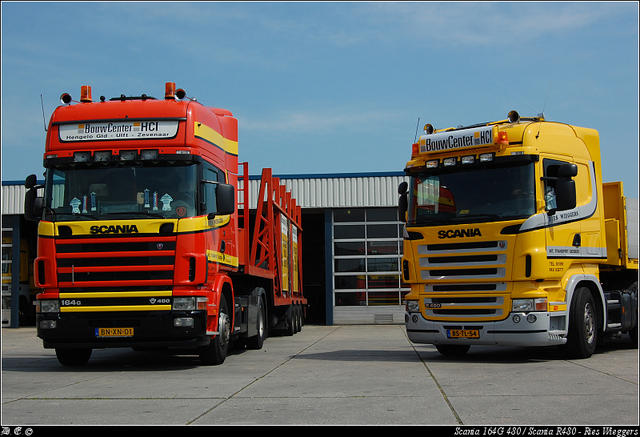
[{"left": 2, "top": 2, "right": 638, "bottom": 197}]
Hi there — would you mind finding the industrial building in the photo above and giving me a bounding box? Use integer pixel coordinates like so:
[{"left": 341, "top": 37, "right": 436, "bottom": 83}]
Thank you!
[{"left": 2, "top": 171, "right": 409, "bottom": 328}]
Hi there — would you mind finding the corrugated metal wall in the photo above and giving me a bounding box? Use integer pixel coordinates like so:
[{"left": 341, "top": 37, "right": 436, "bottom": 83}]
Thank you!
[
  {"left": 3, "top": 173, "right": 408, "bottom": 215},
  {"left": 243, "top": 173, "right": 408, "bottom": 210}
]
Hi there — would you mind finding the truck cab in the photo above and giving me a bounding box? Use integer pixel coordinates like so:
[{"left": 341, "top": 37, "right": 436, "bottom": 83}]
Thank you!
[{"left": 400, "top": 111, "right": 638, "bottom": 357}]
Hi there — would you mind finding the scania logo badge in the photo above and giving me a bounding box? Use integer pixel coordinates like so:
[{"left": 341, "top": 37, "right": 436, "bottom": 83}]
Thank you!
[{"left": 156, "top": 243, "right": 164, "bottom": 250}]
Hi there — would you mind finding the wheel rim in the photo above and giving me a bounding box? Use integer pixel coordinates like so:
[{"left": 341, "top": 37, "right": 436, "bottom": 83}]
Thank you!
[
  {"left": 583, "top": 302, "right": 595, "bottom": 345},
  {"left": 219, "top": 312, "right": 231, "bottom": 346}
]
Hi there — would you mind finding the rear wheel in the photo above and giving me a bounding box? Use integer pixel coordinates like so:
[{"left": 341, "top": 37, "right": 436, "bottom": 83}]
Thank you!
[
  {"left": 294, "top": 304, "right": 302, "bottom": 333},
  {"left": 55, "top": 348, "right": 92, "bottom": 366},
  {"left": 246, "top": 296, "right": 266, "bottom": 350},
  {"left": 285, "top": 304, "right": 296, "bottom": 336},
  {"left": 564, "top": 287, "right": 597, "bottom": 359},
  {"left": 199, "top": 295, "right": 230, "bottom": 365}
]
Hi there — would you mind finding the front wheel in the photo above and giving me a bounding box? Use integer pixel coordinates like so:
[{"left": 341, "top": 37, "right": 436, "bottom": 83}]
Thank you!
[
  {"left": 563, "top": 287, "right": 597, "bottom": 359},
  {"left": 199, "top": 295, "right": 230, "bottom": 365}
]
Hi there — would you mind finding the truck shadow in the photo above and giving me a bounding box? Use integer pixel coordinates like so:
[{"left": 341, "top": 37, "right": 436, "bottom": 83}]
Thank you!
[{"left": 293, "top": 338, "right": 637, "bottom": 364}]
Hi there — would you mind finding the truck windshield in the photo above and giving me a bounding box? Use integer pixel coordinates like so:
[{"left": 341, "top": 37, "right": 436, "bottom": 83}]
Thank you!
[
  {"left": 408, "top": 160, "right": 536, "bottom": 225},
  {"left": 44, "top": 162, "right": 198, "bottom": 221}
]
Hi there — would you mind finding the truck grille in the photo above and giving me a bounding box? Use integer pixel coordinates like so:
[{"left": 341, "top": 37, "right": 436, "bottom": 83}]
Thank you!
[
  {"left": 56, "top": 236, "right": 176, "bottom": 287},
  {"left": 417, "top": 240, "right": 507, "bottom": 280},
  {"left": 54, "top": 235, "right": 176, "bottom": 312},
  {"left": 417, "top": 241, "right": 510, "bottom": 320}
]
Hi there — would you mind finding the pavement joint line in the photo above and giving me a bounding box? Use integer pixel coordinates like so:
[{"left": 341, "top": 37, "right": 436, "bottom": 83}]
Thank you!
[
  {"left": 185, "top": 326, "right": 340, "bottom": 425},
  {"left": 403, "top": 328, "right": 464, "bottom": 426},
  {"left": 565, "top": 360, "right": 640, "bottom": 386}
]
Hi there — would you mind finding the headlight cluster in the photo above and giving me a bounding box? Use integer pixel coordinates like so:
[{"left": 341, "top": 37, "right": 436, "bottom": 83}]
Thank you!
[
  {"left": 405, "top": 300, "right": 420, "bottom": 313},
  {"left": 39, "top": 300, "right": 60, "bottom": 313},
  {"left": 172, "top": 297, "right": 207, "bottom": 311},
  {"left": 512, "top": 298, "right": 547, "bottom": 312}
]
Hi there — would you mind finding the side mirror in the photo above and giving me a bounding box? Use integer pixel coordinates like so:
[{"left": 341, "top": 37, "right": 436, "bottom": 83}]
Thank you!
[
  {"left": 555, "top": 178, "right": 576, "bottom": 211},
  {"left": 398, "top": 181, "right": 408, "bottom": 223},
  {"left": 25, "top": 174, "right": 38, "bottom": 189},
  {"left": 550, "top": 163, "right": 578, "bottom": 213},
  {"left": 207, "top": 183, "right": 235, "bottom": 219},
  {"left": 24, "top": 174, "right": 44, "bottom": 221}
]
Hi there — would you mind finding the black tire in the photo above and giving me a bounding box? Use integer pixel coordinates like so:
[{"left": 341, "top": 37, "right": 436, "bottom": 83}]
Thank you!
[
  {"left": 563, "top": 287, "right": 597, "bottom": 359},
  {"left": 246, "top": 296, "right": 266, "bottom": 350},
  {"left": 199, "top": 294, "right": 230, "bottom": 365},
  {"left": 435, "top": 344, "right": 470, "bottom": 356},
  {"left": 294, "top": 304, "right": 301, "bottom": 333},
  {"left": 285, "top": 304, "right": 295, "bottom": 336},
  {"left": 55, "top": 348, "right": 92, "bottom": 366}
]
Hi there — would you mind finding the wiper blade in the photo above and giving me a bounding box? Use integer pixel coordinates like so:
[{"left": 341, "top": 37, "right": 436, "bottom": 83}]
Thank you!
[
  {"left": 69, "top": 213, "right": 100, "bottom": 220},
  {"left": 104, "top": 212, "right": 166, "bottom": 218},
  {"left": 451, "top": 214, "right": 505, "bottom": 222},
  {"left": 410, "top": 216, "right": 452, "bottom": 225}
]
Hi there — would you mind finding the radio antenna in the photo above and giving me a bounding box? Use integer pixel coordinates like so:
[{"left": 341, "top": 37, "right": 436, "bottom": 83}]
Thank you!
[
  {"left": 40, "top": 94, "right": 47, "bottom": 132},
  {"left": 541, "top": 80, "right": 552, "bottom": 117},
  {"left": 537, "top": 80, "right": 552, "bottom": 139},
  {"left": 414, "top": 117, "right": 420, "bottom": 143}
]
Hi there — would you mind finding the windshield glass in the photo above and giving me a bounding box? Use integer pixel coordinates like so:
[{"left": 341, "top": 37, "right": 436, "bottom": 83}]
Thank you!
[
  {"left": 408, "top": 160, "right": 536, "bottom": 225},
  {"left": 45, "top": 162, "right": 198, "bottom": 221}
]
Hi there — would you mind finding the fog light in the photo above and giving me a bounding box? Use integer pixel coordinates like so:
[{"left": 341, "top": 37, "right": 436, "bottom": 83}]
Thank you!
[
  {"left": 174, "top": 317, "right": 194, "bottom": 328},
  {"left": 527, "top": 314, "right": 537, "bottom": 323},
  {"left": 512, "top": 314, "right": 521, "bottom": 323},
  {"left": 39, "top": 320, "right": 57, "bottom": 329}
]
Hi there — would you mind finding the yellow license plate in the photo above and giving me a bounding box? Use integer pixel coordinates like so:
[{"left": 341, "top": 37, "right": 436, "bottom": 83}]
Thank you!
[
  {"left": 96, "top": 327, "right": 134, "bottom": 338},
  {"left": 447, "top": 329, "right": 479, "bottom": 339}
]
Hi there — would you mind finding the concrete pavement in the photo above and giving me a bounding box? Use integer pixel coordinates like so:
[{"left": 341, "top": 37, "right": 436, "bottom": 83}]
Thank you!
[{"left": 1, "top": 324, "right": 638, "bottom": 426}]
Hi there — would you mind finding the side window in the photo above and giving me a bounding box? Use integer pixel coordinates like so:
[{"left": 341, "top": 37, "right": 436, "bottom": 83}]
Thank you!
[
  {"left": 202, "top": 163, "right": 225, "bottom": 215},
  {"left": 542, "top": 159, "right": 576, "bottom": 211},
  {"left": 542, "top": 159, "right": 566, "bottom": 211}
]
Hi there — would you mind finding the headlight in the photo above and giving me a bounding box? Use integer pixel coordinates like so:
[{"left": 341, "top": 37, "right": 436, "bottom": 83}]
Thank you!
[
  {"left": 173, "top": 297, "right": 195, "bottom": 311},
  {"left": 39, "top": 300, "right": 60, "bottom": 313},
  {"left": 173, "top": 297, "right": 207, "bottom": 311},
  {"left": 512, "top": 298, "right": 547, "bottom": 312},
  {"left": 406, "top": 300, "right": 420, "bottom": 313}
]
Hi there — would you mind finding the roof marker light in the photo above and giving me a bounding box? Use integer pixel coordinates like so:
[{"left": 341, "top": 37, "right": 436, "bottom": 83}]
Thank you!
[
  {"left": 443, "top": 157, "right": 456, "bottom": 167},
  {"left": 411, "top": 142, "right": 419, "bottom": 158},
  {"left": 479, "top": 153, "right": 494, "bottom": 162},
  {"left": 80, "top": 86, "right": 92, "bottom": 103},
  {"left": 165, "top": 82, "right": 176, "bottom": 99},
  {"left": 461, "top": 155, "right": 475, "bottom": 165},
  {"left": 496, "top": 130, "right": 509, "bottom": 146}
]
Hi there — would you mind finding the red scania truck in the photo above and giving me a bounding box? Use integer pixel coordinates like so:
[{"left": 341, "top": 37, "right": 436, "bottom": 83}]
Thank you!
[{"left": 24, "top": 82, "right": 306, "bottom": 366}]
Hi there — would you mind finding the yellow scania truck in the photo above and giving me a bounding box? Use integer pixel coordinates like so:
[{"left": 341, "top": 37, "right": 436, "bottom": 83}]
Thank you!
[{"left": 399, "top": 111, "right": 638, "bottom": 358}]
